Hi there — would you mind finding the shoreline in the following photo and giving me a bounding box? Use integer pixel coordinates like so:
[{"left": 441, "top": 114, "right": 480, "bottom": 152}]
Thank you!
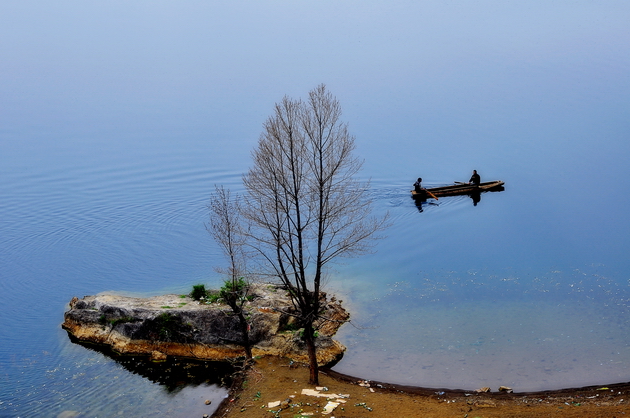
[
  {"left": 62, "top": 289, "right": 630, "bottom": 416},
  {"left": 212, "top": 356, "right": 630, "bottom": 417}
]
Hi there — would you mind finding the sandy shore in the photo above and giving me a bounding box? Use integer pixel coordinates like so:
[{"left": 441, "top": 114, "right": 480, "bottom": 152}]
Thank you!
[{"left": 212, "top": 356, "right": 630, "bottom": 418}]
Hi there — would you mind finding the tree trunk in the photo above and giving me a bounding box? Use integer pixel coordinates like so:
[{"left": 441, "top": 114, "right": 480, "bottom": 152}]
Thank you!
[
  {"left": 304, "top": 320, "right": 319, "bottom": 385},
  {"left": 228, "top": 298, "right": 252, "bottom": 360},
  {"left": 237, "top": 310, "right": 252, "bottom": 360}
]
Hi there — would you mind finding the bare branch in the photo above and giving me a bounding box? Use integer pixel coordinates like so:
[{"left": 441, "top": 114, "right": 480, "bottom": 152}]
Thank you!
[
  {"left": 207, "top": 185, "right": 254, "bottom": 359},
  {"left": 240, "top": 84, "right": 388, "bottom": 384}
]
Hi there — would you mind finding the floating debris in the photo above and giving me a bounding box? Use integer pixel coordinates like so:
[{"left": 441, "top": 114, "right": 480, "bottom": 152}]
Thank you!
[{"left": 498, "top": 386, "right": 513, "bottom": 393}]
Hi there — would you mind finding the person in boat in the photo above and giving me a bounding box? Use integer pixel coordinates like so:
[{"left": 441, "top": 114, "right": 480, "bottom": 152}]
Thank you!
[
  {"left": 413, "top": 178, "right": 423, "bottom": 193},
  {"left": 469, "top": 170, "right": 480, "bottom": 186}
]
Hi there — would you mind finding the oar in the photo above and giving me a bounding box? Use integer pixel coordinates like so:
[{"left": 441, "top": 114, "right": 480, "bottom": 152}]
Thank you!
[
  {"left": 426, "top": 190, "right": 438, "bottom": 200},
  {"left": 454, "top": 181, "right": 466, "bottom": 184}
]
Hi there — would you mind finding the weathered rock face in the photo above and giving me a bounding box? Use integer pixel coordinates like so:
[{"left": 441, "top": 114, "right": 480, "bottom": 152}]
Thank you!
[{"left": 62, "top": 283, "right": 349, "bottom": 366}]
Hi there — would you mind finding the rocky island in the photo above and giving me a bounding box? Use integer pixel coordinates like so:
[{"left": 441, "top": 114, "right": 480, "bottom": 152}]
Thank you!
[{"left": 62, "top": 283, "right": 349, "bottom": 366}]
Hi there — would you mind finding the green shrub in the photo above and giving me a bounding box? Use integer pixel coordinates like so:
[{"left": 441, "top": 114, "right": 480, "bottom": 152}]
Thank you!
[
  {"left": 190, "top": 279, "right": 249, "bottom": 305},
  {"left": 190, "top": 284, "right": 207, "bottom": 301},
  {"left": 207, "top": 291, "right": 222, "bottom": 303},
  {"left": 220, "top": 277, "right": 248, "bottom": 300}
]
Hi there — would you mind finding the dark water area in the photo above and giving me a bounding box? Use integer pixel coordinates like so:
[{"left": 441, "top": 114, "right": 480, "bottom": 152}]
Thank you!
[
  {"left": 2, "top": 2, "right": 630, "bottom": 416},
  {"left": 67, "top": 338, "right": 234, "bottom": 393}
]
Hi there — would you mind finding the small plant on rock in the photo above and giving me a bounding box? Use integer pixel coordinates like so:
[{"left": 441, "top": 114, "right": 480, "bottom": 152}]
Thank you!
[
  {"left": 191, "top": 284, "right": 208, "bottom": 301},
  {"left": 219, "top": 277, "right": 247, "bottom": 301},
  {"left": 206, "top": 291, "right": 222, "bottom": 303}
]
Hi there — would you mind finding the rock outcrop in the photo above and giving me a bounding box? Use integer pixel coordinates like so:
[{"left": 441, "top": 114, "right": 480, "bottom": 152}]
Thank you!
[{"left": 62, "top": 283, "right": 348, "bottom": 366}]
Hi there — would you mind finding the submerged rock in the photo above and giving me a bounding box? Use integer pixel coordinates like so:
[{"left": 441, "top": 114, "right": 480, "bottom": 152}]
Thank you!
[
  {"left": 62, "top": 283, "right": 348, "bottom": 366},
  {"left": 57, "top": 411, "right": 80, "bottom": 418}
]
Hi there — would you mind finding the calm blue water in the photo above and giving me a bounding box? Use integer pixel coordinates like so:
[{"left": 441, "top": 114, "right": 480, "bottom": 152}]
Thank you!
[{"left": 2, "top": 1, "right": 630, "bottom": 415}]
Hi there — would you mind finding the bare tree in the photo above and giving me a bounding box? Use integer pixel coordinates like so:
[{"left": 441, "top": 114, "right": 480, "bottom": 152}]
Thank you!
[
  {"left": 207, "top": 185, "right": 252, "bottom": 360},
  {"left": 242, "top": 84, "right": 387, "bottom": 384}
]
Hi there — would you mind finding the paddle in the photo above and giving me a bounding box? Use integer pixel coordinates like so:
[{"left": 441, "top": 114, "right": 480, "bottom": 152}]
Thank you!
[
  {"left": 426, "top": 190, "right": 438, "bottom": 200},
  {"left": 411, "top": 189, "right": 438, "bottom": 200}
]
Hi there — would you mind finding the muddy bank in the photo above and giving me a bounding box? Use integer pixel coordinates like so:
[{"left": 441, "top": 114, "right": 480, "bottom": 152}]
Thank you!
[{"left": 214, "top": 356, "right": 630, "bottom": 418}]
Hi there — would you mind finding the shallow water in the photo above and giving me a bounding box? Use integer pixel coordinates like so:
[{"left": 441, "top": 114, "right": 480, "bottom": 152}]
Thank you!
[
  {"left": 333, "top": 264, "right": 630, "bottom": 391},
  {"left": 2, "top": 1, "right": 630, "bottom": 415}
]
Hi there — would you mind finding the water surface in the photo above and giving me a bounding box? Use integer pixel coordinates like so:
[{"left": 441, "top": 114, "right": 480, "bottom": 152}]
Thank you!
[{"left": 1, "top": 1, "right": 630, "bottom": 415}]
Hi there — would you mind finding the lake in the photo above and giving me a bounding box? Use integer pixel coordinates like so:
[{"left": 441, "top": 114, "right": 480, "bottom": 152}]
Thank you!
[{"left": 2, "top": 1, "right": 630, "bottom": 416}]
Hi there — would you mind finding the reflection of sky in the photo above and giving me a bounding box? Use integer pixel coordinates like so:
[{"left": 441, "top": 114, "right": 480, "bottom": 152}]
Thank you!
[
  {"left": 5, "top": 2, "right": 627, "bottom": 219},
  {"left": 2, "top": 2, "right": 628, "bottom": 134}
]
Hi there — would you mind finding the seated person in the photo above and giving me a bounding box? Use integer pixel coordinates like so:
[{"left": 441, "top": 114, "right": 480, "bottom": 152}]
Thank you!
[
  {"left": 469, "top": 170, "right": 480, "bottom": 186},
  {"left": 414, "top": 178, "right": 423, "bottom": 193}
]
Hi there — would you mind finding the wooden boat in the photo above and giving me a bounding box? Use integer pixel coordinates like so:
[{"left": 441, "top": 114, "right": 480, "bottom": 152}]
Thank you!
[{"left": 411, "top": 180, "right": 505, "bottom": 199}]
